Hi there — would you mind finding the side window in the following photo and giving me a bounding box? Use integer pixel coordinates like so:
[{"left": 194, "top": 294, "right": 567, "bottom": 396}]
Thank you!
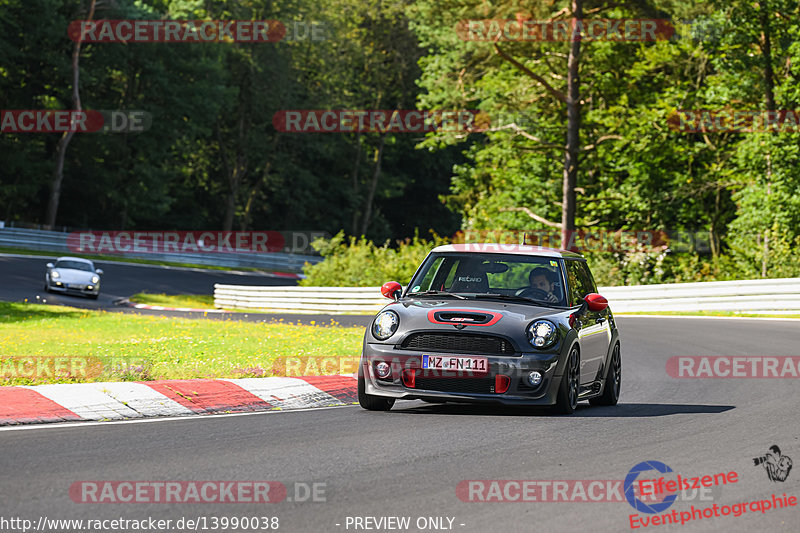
[
  {"left": 565, "top": 260, "right": 594, "bottom": 306},
  {"left": 578, "top": 261, "right": 598, "bottom": 293}
]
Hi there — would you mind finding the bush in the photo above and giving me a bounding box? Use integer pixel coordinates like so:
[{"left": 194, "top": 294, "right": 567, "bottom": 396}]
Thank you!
[
  {"left": 300, "top": 231, "right": 448, "bottom": 287},
  {"left": 300, "top": 230, "right": 797, "bottom": 288}
]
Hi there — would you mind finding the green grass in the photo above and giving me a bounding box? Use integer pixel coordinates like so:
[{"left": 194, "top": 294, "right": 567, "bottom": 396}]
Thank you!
[
  {"left": 129, "top": 292, "right": 216, "bottom": 309},
  {"left": 0, "top": 302, "right": 363, "bottom": 386},
  {"left": 0, "top": 246, "right": 293, "bottom": 273},
  {"left": 128, "top": 292, "right": 380, "bottom": 315},
  {"left": 617, "top": 310, "right": 800, "bottom": 318}
]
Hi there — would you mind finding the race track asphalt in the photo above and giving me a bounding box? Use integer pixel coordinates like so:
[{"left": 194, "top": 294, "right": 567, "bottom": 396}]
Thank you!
[
  {"left": 0, "top": 253, "right": 296, "bottom": 307},
  {"left": 0, "top": 254, "right": 372, "bottom": 326},
  {"left": 2, "top": 317, "right": 799, "bottom": 532}
]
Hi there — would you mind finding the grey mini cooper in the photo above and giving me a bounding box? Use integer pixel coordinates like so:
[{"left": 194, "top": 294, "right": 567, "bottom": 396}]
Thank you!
[{"left": 358, "top": 244, "right": 621, "bottom": 414}]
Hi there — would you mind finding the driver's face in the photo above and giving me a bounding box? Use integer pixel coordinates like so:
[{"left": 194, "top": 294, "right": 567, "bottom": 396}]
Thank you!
[{"left": 531, "top": 275, "right": 553, "bottom": 294}]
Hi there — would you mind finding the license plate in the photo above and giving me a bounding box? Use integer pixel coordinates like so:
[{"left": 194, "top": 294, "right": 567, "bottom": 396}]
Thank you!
[{"left": 422, "top": 355, "right": 488, "bottom": 374}]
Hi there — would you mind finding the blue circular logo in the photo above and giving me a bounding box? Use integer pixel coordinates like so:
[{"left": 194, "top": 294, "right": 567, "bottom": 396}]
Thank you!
[{"left": 624, "top": 461, "right": 677, "bottom": 514}]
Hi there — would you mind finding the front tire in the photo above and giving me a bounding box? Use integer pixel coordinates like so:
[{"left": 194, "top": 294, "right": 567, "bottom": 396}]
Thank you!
[
  {"left": 358, "top": 364, "right": 394, "bottom": 411},
  {"left": 590, "top": 343, "right": 620, "bottom": 406},
  {"left": 554, "top": 346, "right": 580, "bottom": 415}
]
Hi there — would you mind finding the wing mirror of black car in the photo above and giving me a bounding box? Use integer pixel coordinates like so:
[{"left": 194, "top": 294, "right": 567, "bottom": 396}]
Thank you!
[
  {"left": 584, "top": 293, "right": 608, "bottom": 312},
  {"left": 381, "top": 281, "right": 402, "bottom": 300},
  {"left": 95, "top": 268, "right": 104, "bottom": 275},
  {"left": 572, "top": 293, "right": 609, "bottom": 320},
  {"left": 46, "top": 263, "right": 54, "bottom": 269}
]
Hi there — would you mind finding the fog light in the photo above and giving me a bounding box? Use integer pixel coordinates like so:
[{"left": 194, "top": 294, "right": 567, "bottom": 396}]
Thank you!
[
  {"left": 87, "top": 285, "right": 93, "bottom": 290},
  {"left": 527, "top": 371, "right": 543, "bottom": 386},
  {"left": 375, "top": 361, "right": 391, "bottom": 378}
]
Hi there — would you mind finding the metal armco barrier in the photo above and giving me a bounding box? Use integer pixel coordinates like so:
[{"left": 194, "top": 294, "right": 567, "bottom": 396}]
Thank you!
[
  {"left": 214, "top": 286, "right": 388, "bottom": 314},
  {"left": 598, "top": 278, "right": 800, "bottom": 313},
  {"left": 0, "top": 227, "right": 320, "bottom": 273},
  {"left": 214, "top": 278, "right": 800, "bottom": 315}
]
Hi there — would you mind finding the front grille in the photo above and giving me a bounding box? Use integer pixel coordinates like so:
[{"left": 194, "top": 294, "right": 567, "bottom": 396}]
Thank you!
[
  {"left": 401, "top": 332, "right": 515, "bottom": 355},
  {"left": 414, "top": 376, "right": 495, "bottom": 394}
]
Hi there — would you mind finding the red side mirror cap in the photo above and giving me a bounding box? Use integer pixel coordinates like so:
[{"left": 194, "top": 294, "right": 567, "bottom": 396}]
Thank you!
[
  {"left": 584, "top": 293, "right": 608, "bottom": 312},
  {"left": 381, "top": 281, "right": 402, "bottom": 300}
]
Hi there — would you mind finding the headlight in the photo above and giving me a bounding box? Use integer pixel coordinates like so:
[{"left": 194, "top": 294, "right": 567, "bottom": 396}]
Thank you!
[
  {"left": 91, "top": 275, "right": 99, "bottom": 284},
  {"left": 51, "top": 271, "right": 60, "bottom": 279},
  {"left": 372, "top": 311, "right": 399, "bottom": 341},
  {"left": 527, "top": 320, "right": 558, "bottom": 349}
]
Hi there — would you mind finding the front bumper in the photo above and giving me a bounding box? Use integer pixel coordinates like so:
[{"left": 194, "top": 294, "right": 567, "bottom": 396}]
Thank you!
[
  {"left": 48, "top": 280, "right": 100, "bottom": 296},
  {"left": 361, "top": 342, "right": 565, "bottom": 406}
]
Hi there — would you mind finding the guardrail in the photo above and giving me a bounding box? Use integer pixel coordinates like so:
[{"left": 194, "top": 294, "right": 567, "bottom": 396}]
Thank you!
[
  {"left": 598, "top": 278, "right": 800, "bottom": 313},
  {"left": 214, "top": 286, "right": 388, "bottom": 314},
  {"left": 0, "top": 227, "right": 320, "bottom": 273},
  {"left": 214, "top": 278, "right": 800, "bottom": 315}
]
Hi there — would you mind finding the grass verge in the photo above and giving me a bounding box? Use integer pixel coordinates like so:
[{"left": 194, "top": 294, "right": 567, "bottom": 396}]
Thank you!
[
  {"left": 0, "top": 302, "right": 363, "bottom": 386},
  {"left": 128, "top": 292, "right": 377, "bottom": 315},
  {"left": 129, "top": 292, "right": 216, "bottom": 309}
]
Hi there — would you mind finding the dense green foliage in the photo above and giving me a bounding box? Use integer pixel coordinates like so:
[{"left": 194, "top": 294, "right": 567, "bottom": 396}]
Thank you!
[
  {"left": 0, "top": 0, "right": 461, "bottom": 240},
  {"left": 300, "top": 231, "right": 448, "bottom": 286},
  {"left": 2, "top": 0, "right": 799, "bottom": 284}
]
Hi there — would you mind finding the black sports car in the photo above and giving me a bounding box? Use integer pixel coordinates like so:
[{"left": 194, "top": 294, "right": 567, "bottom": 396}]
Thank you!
[{"left": 358, "top": 244, "right": 620, "bottom": 414}]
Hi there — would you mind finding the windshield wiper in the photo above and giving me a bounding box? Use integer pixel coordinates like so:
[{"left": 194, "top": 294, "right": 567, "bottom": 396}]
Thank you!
[
  {"left": 474, "top": 293, "right": 562, "bottom": 307},
  {"left": 411, "top": 290, "right": 467, "bottom": 300}
]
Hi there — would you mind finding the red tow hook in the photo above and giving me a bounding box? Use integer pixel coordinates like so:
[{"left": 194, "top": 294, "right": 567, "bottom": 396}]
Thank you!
[
  {"left": 402, "top": 369, "right": 416, "bottom": 388},
  {"left": 495, "top": 374, "right": 510, "bottom": 394}
]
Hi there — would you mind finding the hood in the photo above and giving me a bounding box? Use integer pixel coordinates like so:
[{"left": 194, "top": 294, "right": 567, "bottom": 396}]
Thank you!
[
  {"left": 53, "top": 268, "right": 96, "bottom": 284},
  {"left": 378, "top": 297, "right": 571, "bottom": 337}
]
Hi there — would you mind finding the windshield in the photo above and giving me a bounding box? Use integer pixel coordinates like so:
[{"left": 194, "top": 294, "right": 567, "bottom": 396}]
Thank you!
[
  {"left": 55, "top": 260, "right": 94, "bottom": 272},
  {"left": 407, "top": 253, "right": 567, "bottom": 306}
]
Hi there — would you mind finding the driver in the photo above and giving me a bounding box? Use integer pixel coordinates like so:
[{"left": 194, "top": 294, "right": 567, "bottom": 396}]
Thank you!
[{"left": 528, "top": 267, "right": 560, "bottom": 303}]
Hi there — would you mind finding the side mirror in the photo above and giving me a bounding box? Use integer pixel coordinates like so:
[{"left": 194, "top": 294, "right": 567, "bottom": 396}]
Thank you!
[
  {"left": 46, "top": 263, "right": 54, "bottom": 269},
  {"left": 381, "top": 281, "right": 402, "bottom": 300},
  {"left": 584, "top": 293, "right": 608, "bottom": 312},
  {"left": 95, "top": 269, "right": 104, "bottom": 275}
]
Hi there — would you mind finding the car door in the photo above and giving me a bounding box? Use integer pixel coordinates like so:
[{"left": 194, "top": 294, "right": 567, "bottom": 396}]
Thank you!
[{"left": 565, "top": 259, "right": 609, "bottom": 385}]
